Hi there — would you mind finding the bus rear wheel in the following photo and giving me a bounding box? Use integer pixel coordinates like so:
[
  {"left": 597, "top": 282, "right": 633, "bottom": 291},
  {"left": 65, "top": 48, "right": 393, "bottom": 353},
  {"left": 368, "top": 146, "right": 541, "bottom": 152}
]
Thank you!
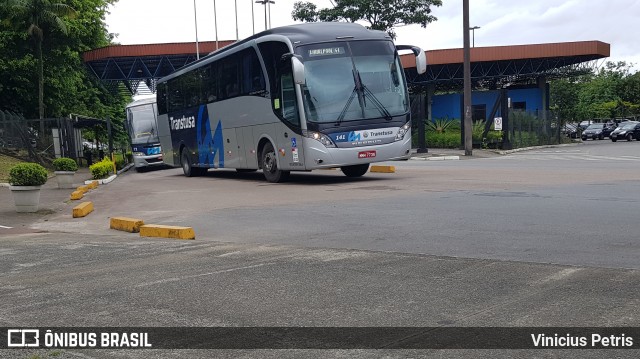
[
  {"left": 341, "top": 164, "right": 369, "bottom": 178},
  {"left": 261, "top": 142, "right": 289, "bottom": 183}
]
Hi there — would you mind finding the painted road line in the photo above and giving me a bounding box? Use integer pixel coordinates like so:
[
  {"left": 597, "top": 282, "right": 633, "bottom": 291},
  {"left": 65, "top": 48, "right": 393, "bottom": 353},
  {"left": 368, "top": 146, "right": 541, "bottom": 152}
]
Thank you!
[{"left": 0, "top": 225, "right": 13, "bottom": 229}]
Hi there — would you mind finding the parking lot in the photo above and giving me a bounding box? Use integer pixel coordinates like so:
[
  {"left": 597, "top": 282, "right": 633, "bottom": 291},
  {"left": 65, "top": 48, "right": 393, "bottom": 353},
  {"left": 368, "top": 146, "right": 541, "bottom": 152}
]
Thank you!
[{"left": 1, "top": 141, "right": 640, "bottom": 357}]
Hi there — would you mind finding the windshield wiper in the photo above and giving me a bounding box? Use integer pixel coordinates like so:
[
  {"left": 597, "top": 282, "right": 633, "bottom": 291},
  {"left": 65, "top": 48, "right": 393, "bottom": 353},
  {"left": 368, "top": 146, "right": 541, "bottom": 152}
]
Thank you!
[
  {"left": 335, "top": 69, "right": 366, "bottom": 126},
  {"left": 361, "top": 83, "right": 393, "bottom": 121}
]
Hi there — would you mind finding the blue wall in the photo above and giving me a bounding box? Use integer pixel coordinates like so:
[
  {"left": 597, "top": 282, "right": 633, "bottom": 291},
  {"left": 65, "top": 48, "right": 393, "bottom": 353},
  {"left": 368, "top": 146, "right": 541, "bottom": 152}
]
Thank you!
[{"left": 431, "top": 88, "right": 544, "bottom": 121}]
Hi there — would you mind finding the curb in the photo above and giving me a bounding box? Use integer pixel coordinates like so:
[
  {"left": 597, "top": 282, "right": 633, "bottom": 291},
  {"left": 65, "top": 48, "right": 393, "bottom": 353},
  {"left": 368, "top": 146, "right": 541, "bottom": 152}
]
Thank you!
[
  {"left": 0, "top": 183, "right": 9, "bottom": 188},
  {"left": 410, "top": 155, "right": 460, "bottom": 161},
  {"left": 85, "top": 174, "right": 117, "bottom": 185},
  {"left": 117, "top": 163, "right": 134, "bottom": 175},
  {"left": 497, "top": 143, "right": 582, "bottom": 155}
]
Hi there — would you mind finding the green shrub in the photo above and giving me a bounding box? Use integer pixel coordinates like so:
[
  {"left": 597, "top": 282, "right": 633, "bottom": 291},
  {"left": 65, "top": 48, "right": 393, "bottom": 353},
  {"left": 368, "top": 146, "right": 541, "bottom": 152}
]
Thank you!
[
  {"left": 426, "top": 117, "right": 460, "bottom": 133},
  {"left": 115, "top": 157, "right": 125, "bottom": 171},
  {"left": 52, "top": 157, "right": 78, "bottom": 172},
  {"left": 8, "top": 163, "right": 48, "bottom": 186},
  {"left": 89, "top": 158, "right": 114, "bottom": 179},
  {"left": 427, "top": 131, "right": 462, "bottom": 148}
]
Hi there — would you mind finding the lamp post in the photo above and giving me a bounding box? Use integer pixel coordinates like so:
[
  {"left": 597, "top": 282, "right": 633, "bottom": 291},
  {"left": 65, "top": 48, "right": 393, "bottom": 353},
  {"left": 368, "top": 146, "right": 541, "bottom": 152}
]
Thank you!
[
  {"left": 234, "top": 0, "right": 239, "bottom": 40},
  {"left": 251, "top": 0, "right": 255, "bottom": 34},
  {"left": 255, "top": 0, "right": 275, "bottom": 30},
  {"left": 213, "top": 0, "right": 218, "bottom": 50},
  {"left": 463, "top": 0, "right": 472, "bottom": 156},
  {"left": 193, "top": 0, "right": 199, "bottom": 60},
  {"left": 470, "top": 26, "right": 480, "bottom": 47}
]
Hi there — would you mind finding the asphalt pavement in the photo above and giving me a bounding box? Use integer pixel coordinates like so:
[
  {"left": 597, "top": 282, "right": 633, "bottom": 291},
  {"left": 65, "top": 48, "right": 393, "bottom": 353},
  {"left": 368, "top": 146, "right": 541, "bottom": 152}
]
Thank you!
[{"left": 1, "top": 142, "right": 640, "bottom": 358}]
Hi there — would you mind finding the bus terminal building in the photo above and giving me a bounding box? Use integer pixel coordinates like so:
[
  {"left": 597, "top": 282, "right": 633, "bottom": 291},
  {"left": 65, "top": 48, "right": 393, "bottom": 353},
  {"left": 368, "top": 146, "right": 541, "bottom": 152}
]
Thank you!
[{"left": 83, "top": 39, "right": 610, "bottom": 127}]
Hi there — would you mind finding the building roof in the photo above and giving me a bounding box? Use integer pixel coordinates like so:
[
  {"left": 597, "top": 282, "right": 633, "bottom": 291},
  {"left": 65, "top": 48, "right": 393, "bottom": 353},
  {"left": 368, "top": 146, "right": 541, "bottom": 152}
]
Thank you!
[
  {"left": 83, "top": 36, "right": 610, "bottom": 94},
  {"left": 400, "top": 40, "right": 610, "bottom": 90}
]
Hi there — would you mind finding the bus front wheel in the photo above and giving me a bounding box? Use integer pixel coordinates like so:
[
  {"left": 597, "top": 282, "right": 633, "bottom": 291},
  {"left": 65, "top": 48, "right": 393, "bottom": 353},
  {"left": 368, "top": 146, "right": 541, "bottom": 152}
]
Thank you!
[
  {"left": 261, "top": 142, "right": 289, "bottom": 183},
  {"left": 341, "top": 164, "right": 369, "bottom": 178},
  {"left": 181, "top": 150, "right": 206, "bottom": 177}
]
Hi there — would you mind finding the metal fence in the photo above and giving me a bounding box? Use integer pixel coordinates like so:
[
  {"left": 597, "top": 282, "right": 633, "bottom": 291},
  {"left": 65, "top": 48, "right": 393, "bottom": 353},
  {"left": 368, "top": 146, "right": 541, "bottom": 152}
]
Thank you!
[
  {"left": 504, "top": 110, "right": 566, "bottom": 149},
  {"left": 0, "top": 111, "right": 98, "bottom": 165}
]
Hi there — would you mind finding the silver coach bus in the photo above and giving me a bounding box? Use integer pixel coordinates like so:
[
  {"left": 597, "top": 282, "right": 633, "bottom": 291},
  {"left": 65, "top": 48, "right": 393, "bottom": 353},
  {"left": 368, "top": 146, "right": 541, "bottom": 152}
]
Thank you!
[
  {"left": 125, "top": 98, "right": 164, "bottom": 171},
  {"left": 156, "top": 22, "right": 426, "bottom": 182}
]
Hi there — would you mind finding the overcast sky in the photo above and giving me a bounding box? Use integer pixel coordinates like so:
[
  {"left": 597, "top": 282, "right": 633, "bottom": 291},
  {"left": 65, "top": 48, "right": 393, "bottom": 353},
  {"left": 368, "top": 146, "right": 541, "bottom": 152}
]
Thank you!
[{"left": 105, "top": 0, "right": 640, "bottom": 70}]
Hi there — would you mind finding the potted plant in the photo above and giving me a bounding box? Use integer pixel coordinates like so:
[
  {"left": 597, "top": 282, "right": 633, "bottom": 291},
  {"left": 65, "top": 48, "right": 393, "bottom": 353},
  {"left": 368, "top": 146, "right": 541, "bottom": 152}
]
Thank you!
[
  {"left": 8, "top": 162, "right": 48, "bottom": 213},
  {"left": 52, "top": 157, "right": 78, "bottom": 189}
]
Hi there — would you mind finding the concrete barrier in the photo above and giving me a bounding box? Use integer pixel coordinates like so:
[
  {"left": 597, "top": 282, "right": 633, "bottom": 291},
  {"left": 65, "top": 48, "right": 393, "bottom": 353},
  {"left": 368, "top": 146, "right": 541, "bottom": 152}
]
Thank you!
[
  {"left": 370, "top": 165, "right": 396, "bottom": 173},
  {"left": 139, "top": 225, "right": 195, "bottom": 240},
  {"left": 110, "top": 217, "right": 145, "bottom": 233},
  {"left": 72, "top": 202, "right": 94, "bottom": 218},
  {"left": 70, "top": 191, "right": 84, "bottom": 200}
]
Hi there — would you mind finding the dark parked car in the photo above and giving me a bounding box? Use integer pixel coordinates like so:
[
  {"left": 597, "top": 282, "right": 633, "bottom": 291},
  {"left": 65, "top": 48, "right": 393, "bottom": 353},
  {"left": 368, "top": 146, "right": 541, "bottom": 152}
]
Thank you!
[
  {"left": 581, "top": 123, "right": 616, "bottom": 140},
  {"left": 562, "top": 123, "right": 579, "bottom": 138},
  {"left": 610, "top": 122, "right": 640, "bottom": 142}
]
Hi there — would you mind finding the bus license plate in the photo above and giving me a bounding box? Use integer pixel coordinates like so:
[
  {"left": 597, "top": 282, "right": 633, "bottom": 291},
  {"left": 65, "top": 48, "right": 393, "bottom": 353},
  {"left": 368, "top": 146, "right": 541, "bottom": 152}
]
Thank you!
[{"left": 358, "top": 150, "right": 376, "bottom": 159}]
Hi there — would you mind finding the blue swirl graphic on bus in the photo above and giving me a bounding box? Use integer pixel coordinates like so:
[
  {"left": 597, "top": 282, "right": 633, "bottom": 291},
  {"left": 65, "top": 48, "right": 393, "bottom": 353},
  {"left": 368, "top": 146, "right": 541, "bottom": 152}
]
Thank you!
[
  {"left": 348, "top": 131, "right": 361, "bottom": 141},
  {"left": 196, "top": 105, "right": 224, "bottom": 167}
]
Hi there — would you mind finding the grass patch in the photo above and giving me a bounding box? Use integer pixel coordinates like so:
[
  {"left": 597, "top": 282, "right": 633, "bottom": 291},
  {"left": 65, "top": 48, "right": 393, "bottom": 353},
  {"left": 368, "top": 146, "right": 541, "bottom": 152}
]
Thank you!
[{"left": 0, "top": 153, "right": 24, "bottom": 182}]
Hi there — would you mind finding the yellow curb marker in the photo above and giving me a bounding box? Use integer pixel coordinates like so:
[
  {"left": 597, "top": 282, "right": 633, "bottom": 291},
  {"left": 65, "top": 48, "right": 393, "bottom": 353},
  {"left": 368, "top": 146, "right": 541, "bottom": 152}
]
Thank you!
[
  {"left": 139, "top": 225, "right": 195, "bottom": 240},
  {"left": 110, "top": 217, "right": 145, "bottom": 233},
  {"left": 370, "top": 165, "right": 396, "bottom": 173},
  {"left": 76, "top": 185, "right": 90, "bottom": 194},
  {"left": 88, "top": 181, "right": 99, "bottom": 189},
  {"left": 72, "top": 201, "right": 94, "bottom": 218},
  {"left": 70, "top": 191, "right": 84, "bottom": 200}
]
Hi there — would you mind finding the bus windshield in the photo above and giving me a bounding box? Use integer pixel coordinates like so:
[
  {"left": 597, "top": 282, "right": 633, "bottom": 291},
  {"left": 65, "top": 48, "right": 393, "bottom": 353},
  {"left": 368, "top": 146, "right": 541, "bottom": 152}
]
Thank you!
[
  {"left": 298, "top": 40, "right": 408, "bottom": 124},
  {"left": 127, "top": 103, "right": 159, "bottom": 144}
]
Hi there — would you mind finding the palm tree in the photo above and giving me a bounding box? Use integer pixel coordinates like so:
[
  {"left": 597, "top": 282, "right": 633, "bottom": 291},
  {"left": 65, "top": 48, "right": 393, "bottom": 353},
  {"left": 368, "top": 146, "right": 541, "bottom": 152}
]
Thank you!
[{"left": 3, "top": 0, "right": 75, "bottom": 120}]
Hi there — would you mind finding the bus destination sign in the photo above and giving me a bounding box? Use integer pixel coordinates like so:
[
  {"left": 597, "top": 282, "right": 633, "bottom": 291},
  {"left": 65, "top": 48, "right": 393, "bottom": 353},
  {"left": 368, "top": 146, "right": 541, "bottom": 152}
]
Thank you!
[{"left": 309, "top": 47, "right": 345, "bottom": 57}]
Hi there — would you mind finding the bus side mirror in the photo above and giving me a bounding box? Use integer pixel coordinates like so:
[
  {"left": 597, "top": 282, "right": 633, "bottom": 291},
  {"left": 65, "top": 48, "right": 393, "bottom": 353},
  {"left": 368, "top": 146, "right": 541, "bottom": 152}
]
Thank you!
[
  {"left": 291, "top": 56, "right": 305, "bottom": 85},
  {"left": 396, "top": 45, "right": 427, "bottom": 75},
  {"left": 415, "top": 50, "right": 427, "bottom": 75}
]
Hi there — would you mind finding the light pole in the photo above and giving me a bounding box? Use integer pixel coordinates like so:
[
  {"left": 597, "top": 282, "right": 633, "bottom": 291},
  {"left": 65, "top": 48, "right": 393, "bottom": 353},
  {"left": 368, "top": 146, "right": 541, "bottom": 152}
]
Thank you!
[
  {"left": 463, "top": 0, "right": 472, "bottom": 156},
  {"left": 251, "top": 0, "right": 255, "bottom": 34},
  {"left": 193, "top": 0, "right": 199, "bottom": 60},
  {"left": 470, "top": 26, "right": 480, "bottom": 47},
  {"left": 213, "top": 0, "right": 218, "bottom": 50},
  {"left": 234, "top": 0, "right": 239, "bottom": 40},
  {"left": 255, "top": 0, "right": 275, "bottom": 30}
]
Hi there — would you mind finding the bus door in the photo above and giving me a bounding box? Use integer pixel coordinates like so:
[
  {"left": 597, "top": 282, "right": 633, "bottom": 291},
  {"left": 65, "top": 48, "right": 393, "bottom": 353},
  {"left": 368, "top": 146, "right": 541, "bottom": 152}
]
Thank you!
[{"left": 274, "top": 58, "right": 305, "bottom": 170}]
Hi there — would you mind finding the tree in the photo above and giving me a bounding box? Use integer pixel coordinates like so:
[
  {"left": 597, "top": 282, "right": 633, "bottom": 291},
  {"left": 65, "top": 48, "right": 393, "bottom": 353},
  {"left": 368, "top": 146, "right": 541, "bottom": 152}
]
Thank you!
[
  {"left": 292, "top": 0, "right": 442, "bottom": 39},
  {"left": 2, "top": 0, "right": 76, "bottom": 120}
]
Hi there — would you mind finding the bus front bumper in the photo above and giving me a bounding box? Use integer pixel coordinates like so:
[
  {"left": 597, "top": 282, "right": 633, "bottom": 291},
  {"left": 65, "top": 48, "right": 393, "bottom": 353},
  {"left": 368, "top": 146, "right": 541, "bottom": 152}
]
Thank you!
[
  {"left": 302, "top": 136, "right": 412, "bottom": 170},
  {"left": 133, "top": 155, "right": 164, "bottom": 168}
]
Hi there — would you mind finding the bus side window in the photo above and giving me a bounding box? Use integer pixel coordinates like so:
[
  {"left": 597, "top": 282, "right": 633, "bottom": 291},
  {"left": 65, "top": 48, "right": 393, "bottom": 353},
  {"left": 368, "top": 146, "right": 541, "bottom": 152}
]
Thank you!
[
  {"left": 219, "top": 55, "right": 240, "bottom": 100},
  {"left": 203, "top": 63, "right": 218, "bottom": 102},
  {"left": 240, "top": 48, "right": 265, "bottom": 95}
]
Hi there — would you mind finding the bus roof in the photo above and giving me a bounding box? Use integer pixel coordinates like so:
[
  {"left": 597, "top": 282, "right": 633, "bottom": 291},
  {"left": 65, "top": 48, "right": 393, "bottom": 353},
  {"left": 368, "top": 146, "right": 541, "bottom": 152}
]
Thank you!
[
  {"left": 158, "top": 22, "right": 390, "bottom": 84},
  {"left": 248, "top": 22, "right": 390, "bottom": 45}
]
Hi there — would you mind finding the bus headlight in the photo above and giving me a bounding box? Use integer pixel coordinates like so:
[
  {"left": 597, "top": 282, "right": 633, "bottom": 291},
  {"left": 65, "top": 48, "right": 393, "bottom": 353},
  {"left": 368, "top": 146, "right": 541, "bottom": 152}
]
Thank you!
[
  {"left": 395, "top": 122, "right": 411, "bottom": 141},
  {"left": 304, "top": 130, "right": 336, "bottom": 148},
  {"left": 133, "top": 152, "right": 145, "bottom": 157}
]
